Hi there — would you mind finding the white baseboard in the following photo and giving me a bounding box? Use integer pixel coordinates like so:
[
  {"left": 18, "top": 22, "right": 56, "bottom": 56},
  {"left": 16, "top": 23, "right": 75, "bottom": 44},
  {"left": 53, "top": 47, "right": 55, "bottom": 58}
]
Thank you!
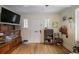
[{"left": 23, "top": 41, "right": 43, "bottom": 44}]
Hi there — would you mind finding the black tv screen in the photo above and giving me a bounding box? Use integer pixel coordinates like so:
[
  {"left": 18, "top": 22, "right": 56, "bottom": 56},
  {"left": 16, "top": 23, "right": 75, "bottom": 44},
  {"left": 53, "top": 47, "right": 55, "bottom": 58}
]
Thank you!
[{"left": 1, "top": 7, "right": 20, "bottom": 24}]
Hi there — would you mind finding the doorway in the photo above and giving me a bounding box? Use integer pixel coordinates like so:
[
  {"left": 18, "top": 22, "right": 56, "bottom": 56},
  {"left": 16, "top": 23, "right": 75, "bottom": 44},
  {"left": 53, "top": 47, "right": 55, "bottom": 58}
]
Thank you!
[{"left": 30, "top": 19, "right": 44, "bottom": 43}]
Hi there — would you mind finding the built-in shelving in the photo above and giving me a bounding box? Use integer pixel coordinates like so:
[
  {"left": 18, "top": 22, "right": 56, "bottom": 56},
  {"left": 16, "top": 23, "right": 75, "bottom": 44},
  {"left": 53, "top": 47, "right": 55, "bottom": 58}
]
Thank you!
[{"left": 0, "top": 22, "right": 21, "bottom": 36}]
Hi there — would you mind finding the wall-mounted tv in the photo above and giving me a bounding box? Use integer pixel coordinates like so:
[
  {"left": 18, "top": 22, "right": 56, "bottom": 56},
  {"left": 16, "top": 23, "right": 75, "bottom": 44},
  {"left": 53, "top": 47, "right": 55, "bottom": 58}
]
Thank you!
[{"left": 1, "top": 7, "right": 20, "bottom": 24}]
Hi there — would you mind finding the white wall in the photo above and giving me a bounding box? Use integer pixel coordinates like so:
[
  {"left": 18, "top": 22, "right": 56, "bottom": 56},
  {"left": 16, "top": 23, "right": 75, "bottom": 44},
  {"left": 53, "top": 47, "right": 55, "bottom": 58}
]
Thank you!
[
  {"left": 76, "top": 8, "right": 79, "bottom": 42},
  {"left": 20, "top": 13, "right": 61, "bottom": 43},
  {"left": 59, "top": 6, "right": 79, "bottom": 52}
]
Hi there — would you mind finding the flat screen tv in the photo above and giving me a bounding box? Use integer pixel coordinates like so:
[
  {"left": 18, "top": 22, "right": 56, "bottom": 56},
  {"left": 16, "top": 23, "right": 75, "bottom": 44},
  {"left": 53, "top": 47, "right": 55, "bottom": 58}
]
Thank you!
[{"left": 1, "top": 7, "right": 20, "bottom": 24}]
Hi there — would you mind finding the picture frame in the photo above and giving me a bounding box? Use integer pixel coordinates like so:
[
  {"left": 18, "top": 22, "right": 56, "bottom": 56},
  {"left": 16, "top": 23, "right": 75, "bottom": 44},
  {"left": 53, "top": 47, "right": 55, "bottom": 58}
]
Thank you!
[{"left": 52, "top": 21, "right": 58, "bottom": 28}]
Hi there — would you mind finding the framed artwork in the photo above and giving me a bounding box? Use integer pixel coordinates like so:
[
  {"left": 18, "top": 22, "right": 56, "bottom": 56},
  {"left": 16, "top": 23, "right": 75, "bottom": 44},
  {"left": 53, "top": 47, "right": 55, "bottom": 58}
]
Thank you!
[
  {"left": 52, "top": 21, "right": 58, "bottom": 28},
  {"left": 63, "top": 16, "right": 67, "bottom": 21}
]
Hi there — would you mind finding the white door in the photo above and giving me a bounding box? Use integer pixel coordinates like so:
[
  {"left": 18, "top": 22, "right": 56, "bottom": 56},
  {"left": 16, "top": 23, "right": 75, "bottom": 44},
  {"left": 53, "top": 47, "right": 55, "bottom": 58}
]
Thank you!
[{"left": 30, "top": 19, "right": 43, "bottom": 43}]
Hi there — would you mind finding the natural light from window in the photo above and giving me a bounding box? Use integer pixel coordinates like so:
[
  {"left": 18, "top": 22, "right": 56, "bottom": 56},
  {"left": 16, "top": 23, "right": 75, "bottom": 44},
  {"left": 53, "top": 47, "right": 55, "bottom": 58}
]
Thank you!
[
  {"left": 44, "top": 19, "right": 50, "bottom": 28},
  {"left": 23, "top": 19, "right": 28, "bottom": 28}
]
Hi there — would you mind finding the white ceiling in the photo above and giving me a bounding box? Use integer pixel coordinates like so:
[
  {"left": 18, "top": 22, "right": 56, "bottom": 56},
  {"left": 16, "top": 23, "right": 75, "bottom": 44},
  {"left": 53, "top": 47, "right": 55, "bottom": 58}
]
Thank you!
[{"left": 4, "top": 5, "right": 72, "bottom": 14}]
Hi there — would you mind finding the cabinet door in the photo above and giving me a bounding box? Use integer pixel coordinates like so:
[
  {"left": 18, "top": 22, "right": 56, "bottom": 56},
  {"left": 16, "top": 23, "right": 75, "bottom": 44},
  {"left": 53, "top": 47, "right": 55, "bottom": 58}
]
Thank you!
[
  {"left": 0, "top": 44, "right": 9, "bottom": 54},
  {"left": 17, "top": 37, "right": 22, "bottom": 44},
  {"left": 16, "top": 37, "right": 22, "bottom": 45},
  {"left": 8, "top": 42, "right": 14, "bottom": 49},
  {"left": 12, "top": 39, "right": 17, "bottom": 47},
  {"left": 0, "top": 25, "right": 8, "bottom": 33}
]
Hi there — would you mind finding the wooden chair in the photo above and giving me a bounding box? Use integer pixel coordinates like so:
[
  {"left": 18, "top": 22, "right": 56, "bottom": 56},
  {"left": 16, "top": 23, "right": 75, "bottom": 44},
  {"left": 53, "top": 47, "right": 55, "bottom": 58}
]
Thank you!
[{"left": 53, "top": 33, "right": 63, "bottom": 45}]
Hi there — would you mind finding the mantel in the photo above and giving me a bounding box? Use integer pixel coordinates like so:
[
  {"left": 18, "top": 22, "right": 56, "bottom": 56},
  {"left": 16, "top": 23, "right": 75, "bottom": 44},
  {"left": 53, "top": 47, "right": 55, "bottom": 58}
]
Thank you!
[{"left": 0, "top": 22, "right": 20, "bottom": 26}]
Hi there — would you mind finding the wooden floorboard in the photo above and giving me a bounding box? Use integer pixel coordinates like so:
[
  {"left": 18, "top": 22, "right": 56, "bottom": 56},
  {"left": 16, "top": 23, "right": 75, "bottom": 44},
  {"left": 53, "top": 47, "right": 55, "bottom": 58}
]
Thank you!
[{"left": 11, "top": 43, "right": 70, "bottom": 54}]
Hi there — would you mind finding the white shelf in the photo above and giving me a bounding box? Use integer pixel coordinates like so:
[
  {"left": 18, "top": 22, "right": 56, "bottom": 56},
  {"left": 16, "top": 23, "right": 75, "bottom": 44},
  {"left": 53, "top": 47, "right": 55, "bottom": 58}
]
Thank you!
[{"left": 0, "top": 22, "right": 20, "bottom": 26}]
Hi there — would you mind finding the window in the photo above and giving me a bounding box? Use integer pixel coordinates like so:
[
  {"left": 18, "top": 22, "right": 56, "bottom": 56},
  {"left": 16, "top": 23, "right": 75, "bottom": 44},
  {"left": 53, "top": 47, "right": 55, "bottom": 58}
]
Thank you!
[
  {"left": 23, "top": 19, "right": 28, "bottom": 28},
  {"left": 44, "top": 19, "right": 50, "bottom": 28}
]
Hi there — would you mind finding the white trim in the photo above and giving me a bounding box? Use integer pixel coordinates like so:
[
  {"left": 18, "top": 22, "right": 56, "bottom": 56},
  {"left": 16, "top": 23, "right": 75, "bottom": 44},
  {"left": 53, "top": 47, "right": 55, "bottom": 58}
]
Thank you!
[{"left": 0, "top": 22, "right": 20, "bottom": 26}]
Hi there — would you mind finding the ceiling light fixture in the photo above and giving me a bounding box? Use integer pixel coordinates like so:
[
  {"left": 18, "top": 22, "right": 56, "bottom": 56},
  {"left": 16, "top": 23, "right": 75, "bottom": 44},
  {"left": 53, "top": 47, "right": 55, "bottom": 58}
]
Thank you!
[{"left": 45, "top": 5, "right": 49, "bottom": 7}]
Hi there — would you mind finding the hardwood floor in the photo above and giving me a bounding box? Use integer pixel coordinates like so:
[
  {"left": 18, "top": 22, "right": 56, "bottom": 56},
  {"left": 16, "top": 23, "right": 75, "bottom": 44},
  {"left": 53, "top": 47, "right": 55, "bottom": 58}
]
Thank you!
[{"left": 11, "top": 43, "right": 70, "bottom": 54}]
